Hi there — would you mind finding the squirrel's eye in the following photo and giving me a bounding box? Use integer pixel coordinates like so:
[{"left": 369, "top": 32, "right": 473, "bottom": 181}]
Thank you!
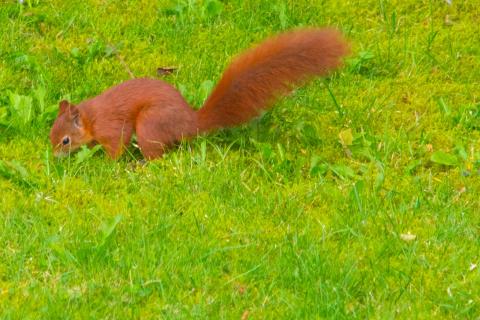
[{"left": 62, "top": 137, "right": 70, "bottom": 145}]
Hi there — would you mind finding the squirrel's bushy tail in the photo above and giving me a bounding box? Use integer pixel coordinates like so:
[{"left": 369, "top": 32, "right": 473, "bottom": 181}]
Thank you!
[{"left": 197, "top": 28, "right": 350, "bottom": 132}]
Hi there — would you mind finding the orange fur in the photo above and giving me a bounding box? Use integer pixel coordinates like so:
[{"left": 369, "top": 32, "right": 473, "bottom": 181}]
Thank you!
[
  {"left": 49, "top": 28, "right": 349, "bottom": 160},
  {"left": 198, "top": 28, "right": 349, "bottom": 131}
]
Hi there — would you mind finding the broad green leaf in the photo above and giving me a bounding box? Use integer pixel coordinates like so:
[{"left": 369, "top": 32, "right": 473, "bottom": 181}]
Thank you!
[
  {"left": 330, "top": 164, "right": 356, "bottom": 180},
  {"left": 75, "top": 144, "right": 103, "bottom": 165},
  {"left": 430, "top": 151, "right": 457, "bottom": 166},
  {"left": 204, "top": 0, "right": 223, "bottom": 17},
  {"left": 33, "top": 86, "right": 46, "bottom": 113}
]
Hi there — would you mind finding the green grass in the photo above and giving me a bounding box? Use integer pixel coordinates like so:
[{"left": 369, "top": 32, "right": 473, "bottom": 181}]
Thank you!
[{"left": 1, "top": 0, "right": 479, "bottom": 318}]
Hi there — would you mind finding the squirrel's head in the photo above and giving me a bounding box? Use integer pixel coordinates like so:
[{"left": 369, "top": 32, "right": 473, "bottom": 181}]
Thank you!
[{"left": 49, "top": 100, "right": 92, "bottom": 157}]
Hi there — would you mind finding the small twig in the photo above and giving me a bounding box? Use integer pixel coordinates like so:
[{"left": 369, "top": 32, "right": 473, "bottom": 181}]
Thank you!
[{"left": 115, "top": 53, "right": 135, "bottom": 79}]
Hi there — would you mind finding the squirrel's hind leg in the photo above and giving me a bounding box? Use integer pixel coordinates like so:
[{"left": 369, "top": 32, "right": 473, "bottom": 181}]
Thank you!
[{"left": 135, "top": 105, "right": 196, "bottom": 160}]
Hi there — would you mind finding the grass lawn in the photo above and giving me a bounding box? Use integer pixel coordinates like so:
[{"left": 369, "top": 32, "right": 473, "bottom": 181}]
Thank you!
[{"left": 1, "top": 0, "right": 479, "bottom": 318}]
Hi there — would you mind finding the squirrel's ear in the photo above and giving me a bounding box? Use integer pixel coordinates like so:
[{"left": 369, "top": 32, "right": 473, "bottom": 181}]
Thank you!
[
  {"left": 59, "top": 100, "right": 72, "bottom": 114},
  {"left": 73, "top": 112, "right": 82, "bottom": 128},
  {"left": 59, "top": 100, "right": 79, "bottom": 118}
]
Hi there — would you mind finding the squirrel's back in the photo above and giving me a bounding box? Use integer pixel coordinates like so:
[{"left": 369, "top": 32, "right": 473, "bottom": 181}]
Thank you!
[{"left": 82, "top": 78, "right": 189, "bottom": 118}]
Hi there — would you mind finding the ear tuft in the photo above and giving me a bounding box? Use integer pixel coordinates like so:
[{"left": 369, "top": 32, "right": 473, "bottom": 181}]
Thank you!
[
  {"left": 59, "top": 100, "right": 79, "bottom": 118},
  {"left": 59, "top": 100, "right": 71, "bottom": 114}
]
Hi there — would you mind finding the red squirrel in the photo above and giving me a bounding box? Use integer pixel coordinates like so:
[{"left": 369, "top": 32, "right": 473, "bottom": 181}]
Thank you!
[{"left": 49, "top": 28, "right": 349, "bottom": 160}]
